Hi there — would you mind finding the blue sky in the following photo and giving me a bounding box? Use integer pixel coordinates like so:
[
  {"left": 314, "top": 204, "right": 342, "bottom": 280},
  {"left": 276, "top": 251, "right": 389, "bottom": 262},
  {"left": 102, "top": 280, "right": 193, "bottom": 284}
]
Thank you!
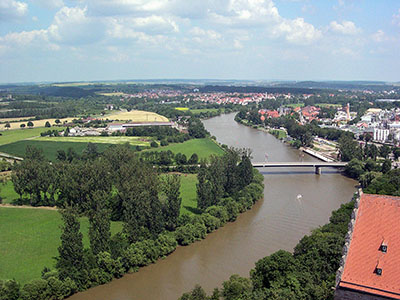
[{"left": 0, "top": 0, "right": 399, "bottom": 83}]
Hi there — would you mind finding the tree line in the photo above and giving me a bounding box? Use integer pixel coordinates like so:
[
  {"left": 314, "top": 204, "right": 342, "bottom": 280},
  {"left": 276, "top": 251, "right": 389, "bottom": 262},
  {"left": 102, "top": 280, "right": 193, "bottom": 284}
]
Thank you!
[{"left": 2, "top": 145, "right": 264, "bottom": 300}]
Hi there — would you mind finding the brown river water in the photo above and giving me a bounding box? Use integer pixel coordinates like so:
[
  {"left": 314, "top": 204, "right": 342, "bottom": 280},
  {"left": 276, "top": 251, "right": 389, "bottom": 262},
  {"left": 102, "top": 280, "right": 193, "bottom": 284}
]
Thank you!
[{"left": 69, "top": 113, "right": 357, "bottom": 300}]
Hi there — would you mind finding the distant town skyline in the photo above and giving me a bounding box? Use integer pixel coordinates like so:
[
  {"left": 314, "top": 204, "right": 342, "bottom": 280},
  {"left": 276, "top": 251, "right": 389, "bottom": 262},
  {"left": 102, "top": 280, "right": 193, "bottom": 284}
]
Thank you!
[{"left": 1, "top": 0, "right": 400, "bottom": 83}]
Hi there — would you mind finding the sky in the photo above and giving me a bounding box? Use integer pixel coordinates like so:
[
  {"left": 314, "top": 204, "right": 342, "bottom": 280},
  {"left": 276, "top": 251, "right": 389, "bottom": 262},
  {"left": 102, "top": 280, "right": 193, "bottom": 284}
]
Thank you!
[{"left": 0, "top": 0, "right": 400, "bottom": 83}]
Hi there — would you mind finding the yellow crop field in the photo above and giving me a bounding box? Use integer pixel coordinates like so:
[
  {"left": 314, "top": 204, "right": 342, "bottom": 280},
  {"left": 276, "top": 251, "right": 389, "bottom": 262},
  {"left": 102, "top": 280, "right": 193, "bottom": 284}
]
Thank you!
[
  {"left": 103, "top": 110, "right": 169, "bottom": 122},
  {"left": 0, "top": 118, "right": 74, "bottom": 130},
  {"left": 175, "top": 107, "right": 189, "bottom": 111},
  {"left": 97, "top": 92, "right": 126, "bottom": 96}
]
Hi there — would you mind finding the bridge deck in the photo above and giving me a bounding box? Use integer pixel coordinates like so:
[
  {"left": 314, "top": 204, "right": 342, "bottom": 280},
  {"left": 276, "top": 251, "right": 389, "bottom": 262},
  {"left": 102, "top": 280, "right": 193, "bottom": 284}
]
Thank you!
[{"left": 252, "top": 162, "right": 347, "bottom": 168}]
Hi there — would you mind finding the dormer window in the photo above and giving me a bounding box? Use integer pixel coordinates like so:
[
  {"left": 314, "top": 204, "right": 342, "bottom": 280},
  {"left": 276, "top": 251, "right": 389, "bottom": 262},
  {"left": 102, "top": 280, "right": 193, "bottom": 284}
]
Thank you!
[{"left": 380, "top": 241, "right": 387, "bottom": 253}]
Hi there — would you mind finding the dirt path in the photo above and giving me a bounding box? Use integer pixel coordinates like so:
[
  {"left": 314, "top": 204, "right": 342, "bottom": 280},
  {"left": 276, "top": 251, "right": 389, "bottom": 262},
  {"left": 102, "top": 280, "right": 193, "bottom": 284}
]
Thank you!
[{"left": 0, "top": 204, "right": 58, "bottom": 210}]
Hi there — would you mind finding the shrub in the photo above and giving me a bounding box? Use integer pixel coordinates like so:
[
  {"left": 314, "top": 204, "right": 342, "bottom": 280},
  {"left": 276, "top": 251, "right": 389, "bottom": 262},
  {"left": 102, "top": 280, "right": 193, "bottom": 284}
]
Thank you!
[
  {"left": 0, "top": 279, "right": 20, "bottom": 300},
  {"left": 205, "top": 206, "right": 229, "bottom": 224}
]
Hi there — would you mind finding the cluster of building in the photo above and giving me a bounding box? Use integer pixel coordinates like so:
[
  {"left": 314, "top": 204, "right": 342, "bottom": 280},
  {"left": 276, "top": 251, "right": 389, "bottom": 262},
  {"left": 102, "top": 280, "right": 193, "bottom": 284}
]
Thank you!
[
  {"left": 184, "top": 92, "right": 315, "bottom": 105},
  {"left": 258, "top": 104, "right": 353, "bottom": 124},
  {"left": 353, "top": 108, "right": 400, "bottom": 143}
]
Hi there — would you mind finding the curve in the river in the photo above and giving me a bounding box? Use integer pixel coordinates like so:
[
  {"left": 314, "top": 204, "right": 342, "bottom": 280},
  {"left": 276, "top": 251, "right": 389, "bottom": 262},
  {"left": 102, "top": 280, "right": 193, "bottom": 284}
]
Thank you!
[{"left": 69, "top": 113, "right": 357, "bottom": 300}]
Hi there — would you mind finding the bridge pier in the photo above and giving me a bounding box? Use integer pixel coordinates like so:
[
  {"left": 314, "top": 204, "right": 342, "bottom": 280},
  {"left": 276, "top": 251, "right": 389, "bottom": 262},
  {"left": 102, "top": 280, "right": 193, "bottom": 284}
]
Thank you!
[{"left": 315, "top": 166, "right": 321, "bottom": 175}]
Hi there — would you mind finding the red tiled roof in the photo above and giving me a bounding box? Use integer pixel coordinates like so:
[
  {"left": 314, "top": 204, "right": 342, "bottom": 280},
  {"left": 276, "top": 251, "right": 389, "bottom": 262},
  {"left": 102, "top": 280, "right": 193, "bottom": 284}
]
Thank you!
[{"left": 339, "top": 194, "right": 400, "bottom": 299}]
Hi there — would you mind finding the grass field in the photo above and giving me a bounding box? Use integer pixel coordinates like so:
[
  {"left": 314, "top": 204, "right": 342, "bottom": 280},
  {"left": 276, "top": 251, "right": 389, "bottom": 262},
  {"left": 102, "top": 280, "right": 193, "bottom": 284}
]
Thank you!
[
  {"left": 153, "top": 138, "right": 224, "bottom": 159},
  {"left": 179, "top": 174, "right": 199, "bottom": 215},
  {"left": 0, "top": 127, "right": 65, "bottom": 146},
  {"left": 97, "top": 92, "right": 126, "bottom": 96},
  {"left": 0, "top": 207, "right": 122, "bottom": 284},
  {"left": 0, "top": 140, "right": 115, "bottom": 161},
  {"left": 190, "top": 108, "right": 220, "bottom": 114},
  {"left": 0, "top": 118, "right": 73, "bottom": 130},
  {"left": 103, "top": 110, "right": 169, "bottom": 122},
  {"left": 0, "top": 180, "right": 19, "bottom": 204},
  {"left": 269, "top": 129, "right": 287, "bottom": 139},
  {"left": 38, "top": 136, "right": 152, "bottom": 146}
]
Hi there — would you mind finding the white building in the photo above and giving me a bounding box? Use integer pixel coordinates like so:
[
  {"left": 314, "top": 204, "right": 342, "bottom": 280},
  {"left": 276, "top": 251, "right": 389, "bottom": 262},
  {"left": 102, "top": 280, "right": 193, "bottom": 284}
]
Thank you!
[{"left": 373, "top": 127, "right": 390, "bottom": 142}]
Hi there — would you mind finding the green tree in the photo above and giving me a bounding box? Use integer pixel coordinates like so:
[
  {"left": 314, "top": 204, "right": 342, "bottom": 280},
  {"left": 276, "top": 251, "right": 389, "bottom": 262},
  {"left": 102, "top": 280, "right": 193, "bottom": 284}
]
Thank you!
[
  {"left": 20, "top": 124, "right": 26, "bottom": 129},
  {"left": 197, "top": 161, "right": 213, "bottom": 210},
  {"left": 5, "top": 122, "right": 10, "bottom": 129},
  {"left": 338, "top": 135, "right": 362, "bottom": 161},
  {"left": 222, "top": 274, "right": 252, "bottom": 300},
  {"left": 45, "top": 121, "right": 51, "bottom": 128},
  {"left": 55, "top": 119, "right": 61, "bottom": 125},
  {"left": 121, "top": 162, "right": 164, "bottom": 242},
  {"left": 381, "top": 159, "right": 392, "bottom": 174},
  {"left": 380, "top": 144, "right": 391, "bottom": 159},
  {"left": 27, "top": 121, "right": 34, "bottom": 128},
  {"left": 89, "top": 192, "right": 111, "bottom": 255},
  {"left": 56, "top": 208, "right": 87, "bottom": 287},
  {"left": 237, "top": 154, "right": 253, "bottom": 189},
  {"left": 344, "top": 158, "right": 365, "bottom": 179},
  {"left": 188, "top": 153, "right": 199, "bottom": 165},
  {"left": 393, "top": 147, "right": 400, "bottom": 160},
  {"left": 161, "top": 174, "right": 182, "bottom": 231}
]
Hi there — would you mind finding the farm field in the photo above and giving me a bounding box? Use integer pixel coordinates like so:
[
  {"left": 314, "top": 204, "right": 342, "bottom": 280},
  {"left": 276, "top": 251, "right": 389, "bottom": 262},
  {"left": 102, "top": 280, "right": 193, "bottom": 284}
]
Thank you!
[
  {"left": 0, "top": 127, "right": 64, "bottom": 146},
  {"left": 190, "top": 108, "right": 220, "bottom": 114},
  {"left": 152, "top": 138, "right": 224, "bottom": 159},
  {"left": 38, "top": 136, "right": 152, "bottom": 146},
  {"left": 0, "top": 140, "right": 115, "bottom": 161},
  {"left": 0, "top": 207, "right": 122, "bottom": 284},
  {"left": 103, "top": 110, "right": 169, "bottom": 122},
  {"left": 0, "top": 118, "right": 73, "bottom": 130},
  {"left": 97, "top": 92, "right": 126, "bottom": 96},
  {"left": 179, "top": 174, "right": 200, "bottom": 215}
]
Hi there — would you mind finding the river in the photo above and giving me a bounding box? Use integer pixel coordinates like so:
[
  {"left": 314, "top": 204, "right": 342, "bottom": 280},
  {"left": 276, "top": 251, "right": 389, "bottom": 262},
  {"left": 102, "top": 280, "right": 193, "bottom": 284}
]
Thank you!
[{"left": 69, "top": 113, "right": 357, "bottom": 300}]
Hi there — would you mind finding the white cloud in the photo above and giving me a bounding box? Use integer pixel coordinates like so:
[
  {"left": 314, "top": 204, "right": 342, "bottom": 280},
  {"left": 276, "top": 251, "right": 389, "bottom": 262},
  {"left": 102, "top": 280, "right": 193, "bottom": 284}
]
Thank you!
[
  {"left": 273, "top": 18, "right": 322, "bottom": 44},
  {"left": 0, "top": 0, "right": 28, "bottom": 21},
  {"left": 85, "top": 0, "right": 167, "bottom": 16},
  {"left": 129, "top": 15, "right": 179, "bottom": 34},
  {"left": 329, "top": 20, "right": 361, "bottom": 35},
  {"left": 48, "top": 6, "right": 105, "bottom": 45},
  {"left": 393, "top": 9, "right": 400, "bottom": 26},
  {"left": 371, "top": 30, "right": 387, "bottom": 43}
]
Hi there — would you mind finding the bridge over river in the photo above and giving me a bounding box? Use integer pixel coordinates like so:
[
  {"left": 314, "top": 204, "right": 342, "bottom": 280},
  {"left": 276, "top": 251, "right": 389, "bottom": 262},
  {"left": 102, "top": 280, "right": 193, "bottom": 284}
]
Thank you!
[{"left": 251, "top": 161, "right": 348, "bottom": 174}]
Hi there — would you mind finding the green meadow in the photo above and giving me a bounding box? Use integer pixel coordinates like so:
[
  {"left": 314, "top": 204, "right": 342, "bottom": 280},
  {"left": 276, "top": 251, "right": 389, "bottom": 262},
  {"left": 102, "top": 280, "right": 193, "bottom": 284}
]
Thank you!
[
  {"left": 0, "top": 207, "right": 122, "bottom": 284},
  {"left": 0, "top": 140, "right": 115, "bottom": 161},
  {"left": 0, "top": 128, "right": 64, "bottom": 146},
  {"left": 153, "top": 138, "right": 224, "bottom": 159},
  {"left": 0, "top": 180, "right": 19, "bottom": 204},
  {"left": 38, "top": 136, "right": 152, "bottom": 146},
  {"left": 179, "top": 174, "right": 200, "bottom": 215}
]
